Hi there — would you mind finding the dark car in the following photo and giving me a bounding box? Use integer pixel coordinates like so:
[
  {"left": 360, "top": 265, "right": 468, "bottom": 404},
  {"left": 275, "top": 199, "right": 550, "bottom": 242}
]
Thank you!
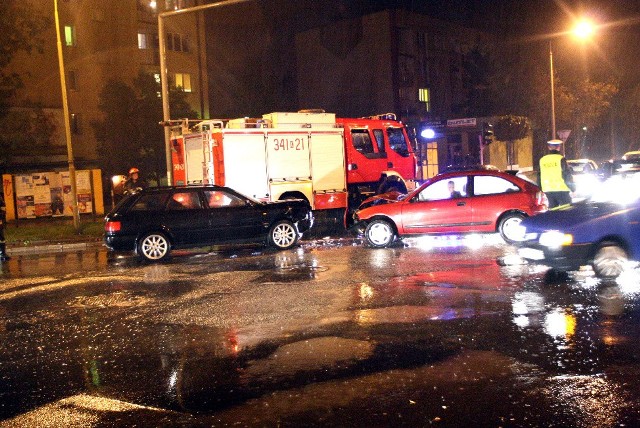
[
  {"left": 354, "top": 169, "right": 548, "bottom": 247},
  {"left": 104, "top": 185, "right": 314, "bottom": 261},
  {"left": 516, "top": 173, "right": 640, "bottom": 278},
  {"left": 597, "top": 158, "right": 640, "bottom": 180}
]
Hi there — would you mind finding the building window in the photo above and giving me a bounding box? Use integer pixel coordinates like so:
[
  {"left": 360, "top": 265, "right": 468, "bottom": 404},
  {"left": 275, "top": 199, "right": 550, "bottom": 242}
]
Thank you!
[
  {"left": 138, "top": 33, "right": 148, "bottom": 49},
  {"left": 167, "top": 32, "right": 189, "bottom": 52},
  {"left": 419, "top": 88, "right": 431, "bottom": 112},
  {"left": 174, "top": 73, "right": 191, "bottom": 92},
  {"left": 70, "top": 113, "right": 80, "bottom": 134},
  {"left": 68, "top": 70, "right": 77, "bottom": 90},
  {"left": 64, "top": 25, "right": 76, "bottom": 46},
  {"left": 165, "top": 0, "right": 194, "bottom": 10},
  {"left": 154, "top": 73, "right": 161, "bottom": 97}
]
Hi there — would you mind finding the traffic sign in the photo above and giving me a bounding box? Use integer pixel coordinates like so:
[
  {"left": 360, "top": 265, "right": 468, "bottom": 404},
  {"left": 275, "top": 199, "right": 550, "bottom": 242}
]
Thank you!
[{"left": 558, "top": 129, "right": 571, "bottom": 142}]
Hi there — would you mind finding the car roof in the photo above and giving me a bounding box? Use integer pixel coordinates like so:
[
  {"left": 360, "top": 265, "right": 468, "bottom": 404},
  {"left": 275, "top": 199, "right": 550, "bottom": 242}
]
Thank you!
[
  {"left": 568, "top": 158, "right": 595, "bottom": 164},
  {"left": 139, "top": 184, "right": 226, "bottom": 192}
]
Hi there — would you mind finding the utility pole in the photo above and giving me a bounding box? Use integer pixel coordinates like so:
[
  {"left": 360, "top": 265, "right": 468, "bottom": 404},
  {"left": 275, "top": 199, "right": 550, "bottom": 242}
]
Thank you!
[{"left": 54, "top": 0, "right": 80, "bottom": 231}]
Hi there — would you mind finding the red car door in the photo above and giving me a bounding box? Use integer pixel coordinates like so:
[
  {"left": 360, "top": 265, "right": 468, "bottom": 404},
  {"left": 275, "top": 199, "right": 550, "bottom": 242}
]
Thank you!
[
  {"left": 470, "top": 174, "right": 526, "bottom": 231},
  {"left": 399, "top": 175, "right": 474, "bottom": 234}
]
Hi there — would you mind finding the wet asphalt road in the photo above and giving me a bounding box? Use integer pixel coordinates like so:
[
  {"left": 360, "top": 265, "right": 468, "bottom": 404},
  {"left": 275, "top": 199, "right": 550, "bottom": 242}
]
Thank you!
[{"left": 1, "top": 234, "right": 640, "bottom": 427}]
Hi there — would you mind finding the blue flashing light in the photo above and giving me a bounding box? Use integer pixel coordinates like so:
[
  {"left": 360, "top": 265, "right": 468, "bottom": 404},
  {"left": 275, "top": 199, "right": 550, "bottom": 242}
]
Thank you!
[{"left": 421, "top": 128, "right": 436, "bottom": 139}]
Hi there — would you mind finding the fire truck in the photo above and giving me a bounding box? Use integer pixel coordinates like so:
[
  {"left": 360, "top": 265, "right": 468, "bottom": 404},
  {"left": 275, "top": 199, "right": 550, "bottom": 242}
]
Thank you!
[{"left": 167, "top": 110, "right": 417, "bottom": 218}]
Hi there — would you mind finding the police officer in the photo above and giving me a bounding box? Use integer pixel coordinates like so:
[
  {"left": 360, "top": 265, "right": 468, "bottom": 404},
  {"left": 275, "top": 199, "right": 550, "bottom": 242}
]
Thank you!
[
  {"left": 123, "top": 167, "right": 147, "bottom": 195},
  {"left": 0, "top": 191, "right": 10, "bottom": 262},
  {"left": 539, "top": 139, "right": 575, "bottom": 209}
]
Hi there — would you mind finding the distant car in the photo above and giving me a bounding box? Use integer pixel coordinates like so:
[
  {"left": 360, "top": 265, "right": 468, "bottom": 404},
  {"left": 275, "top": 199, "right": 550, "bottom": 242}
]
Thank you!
[
  {"left": 353, "top": 169, "right": 548, "bottom": 247},
  {"left": 104, "top": 185, "right": 314, "bottom": 261},
  {"left": 567, "top": 158, "right": 599, "bottom": 201},
  {"left": 623, "top": 150, "right": 640, "bottom": 161},
  {"left": 598, "top": 158, "right": 640, "bottom": 180},
  {"left": 517, "top": 173, "right": 640, "bottom": 278},
  {"left": 567, "top": 158, "right": 598, "bottom": 174}
]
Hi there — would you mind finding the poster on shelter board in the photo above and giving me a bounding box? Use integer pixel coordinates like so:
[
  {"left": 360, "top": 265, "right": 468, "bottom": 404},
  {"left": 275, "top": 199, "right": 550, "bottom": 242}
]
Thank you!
[
  {"left": 14, "top": 175, "right": 35, "bottom": 219},
  {"left": 76, "top": 170, "right": 93, "bottom": 214},
  {"left": 33, "top": 173, "right": 53, "bottom": 217},
  {"left": 49, "top": 173, "right": 64, "bottom": 216},
  {"left": 60, "top": 170, "right": 93, "bottom": 215},
  {"left": 13, "top": 171, "right": 94, "bottom": 218}
]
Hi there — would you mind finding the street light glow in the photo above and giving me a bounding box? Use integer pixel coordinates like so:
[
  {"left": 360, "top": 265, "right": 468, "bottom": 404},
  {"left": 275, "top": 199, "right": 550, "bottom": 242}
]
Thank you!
[
  {"left": 549, "top": 17, "right": 597, "bottom": 146},
  {"left": 573, "top": 19, "right": 595, "bottom": 39}
]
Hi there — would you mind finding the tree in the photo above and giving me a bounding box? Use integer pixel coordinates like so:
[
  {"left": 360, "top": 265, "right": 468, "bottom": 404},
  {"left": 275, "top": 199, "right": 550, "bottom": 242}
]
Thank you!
[
  {"left": 93, "top": 72, "right": 197, "bottom": 184},
  {"left": 0, "top": 1, "right": 49, "bottom": 172},
  {"left": 616, "top": 83, "right": 640, "bottom": 153},
  {"left": 555, "top": 78, "right": 618, "bottom": 159},
  {"left": 0, "top": 107, "right": 58, "bottom": 170},
  {"left": 0, "top": 1, "right": 48, "bottom": 117}
]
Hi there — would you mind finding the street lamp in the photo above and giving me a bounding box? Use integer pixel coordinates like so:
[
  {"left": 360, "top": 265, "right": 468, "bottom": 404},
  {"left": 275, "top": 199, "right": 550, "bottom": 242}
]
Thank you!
[
  {"left": 549, "top": 19, "right": 596, "bottom": 145},
  {"left": 54, "top": 0, "right": 80, "bottom": 231}
]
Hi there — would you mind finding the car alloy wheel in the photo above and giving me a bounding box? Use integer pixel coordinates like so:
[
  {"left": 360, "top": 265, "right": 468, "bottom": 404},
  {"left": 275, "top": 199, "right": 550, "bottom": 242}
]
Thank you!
[
  {"left": 269, "top": 220, "right": 298, "bottom": 250},
  {"left": 138, "top": 232, "right": 171, "bottom": 261},
  {"left": 499, "top": 213, "right": 525, "bottom": 244},
  {"left": 593, "top": 244, "right": 627, "bottom": 278},
  {"left": 365, "top": 219, "right": 396, "bottom": 248}
]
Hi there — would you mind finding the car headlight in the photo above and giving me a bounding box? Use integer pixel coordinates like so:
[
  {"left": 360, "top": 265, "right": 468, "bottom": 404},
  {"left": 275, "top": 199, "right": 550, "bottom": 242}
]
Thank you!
[{"left": 539, "top": 230, "right": 573, "bottom": 249}]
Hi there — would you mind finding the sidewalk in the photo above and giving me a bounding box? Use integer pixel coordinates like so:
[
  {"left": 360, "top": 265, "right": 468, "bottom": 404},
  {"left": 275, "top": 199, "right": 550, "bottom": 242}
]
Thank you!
[{"left": 4, "top": 217, "right": 104, "bottom": 256}]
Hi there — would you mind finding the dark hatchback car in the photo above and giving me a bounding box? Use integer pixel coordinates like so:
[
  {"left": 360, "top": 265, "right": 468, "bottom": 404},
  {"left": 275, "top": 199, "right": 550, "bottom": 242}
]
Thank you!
[
  {"left": 104, "top": 185, "right": 314, "bottom": 261},
  {"left": 517, "top": 173, "right": 640, "bottom": 278}
]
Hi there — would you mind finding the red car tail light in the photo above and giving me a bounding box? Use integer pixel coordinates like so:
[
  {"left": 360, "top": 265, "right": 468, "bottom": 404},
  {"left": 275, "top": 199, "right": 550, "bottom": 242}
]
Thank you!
[
  {"left": 105, "top": 221, "right": 121, "bottom": 233},
  {"left": 536, "top": 191, "right": 549, "bottom": 209}
]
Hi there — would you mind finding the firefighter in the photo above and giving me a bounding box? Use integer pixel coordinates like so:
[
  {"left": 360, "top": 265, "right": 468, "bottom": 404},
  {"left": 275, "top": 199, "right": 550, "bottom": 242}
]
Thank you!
[
  {"left": 0, "top": 190, "right": 10, "bottom": 262},
  {"left": 123, "top": 167, "right": 147, "bottom": 195},
  {"left": 539, "top": 139, "right": 575, "bottom": 209}
]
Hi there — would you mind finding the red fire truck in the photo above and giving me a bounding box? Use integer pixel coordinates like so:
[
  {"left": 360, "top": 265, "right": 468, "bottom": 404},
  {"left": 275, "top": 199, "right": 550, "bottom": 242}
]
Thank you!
[{"left": 168, "top": 110, "right": 417, "bottom": 218}]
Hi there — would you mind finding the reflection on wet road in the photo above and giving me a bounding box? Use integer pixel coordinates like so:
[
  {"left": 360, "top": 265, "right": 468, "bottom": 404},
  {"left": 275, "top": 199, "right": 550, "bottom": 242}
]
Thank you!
[{"left": 1, "top": 237, "right": 640, "bottom": 426}]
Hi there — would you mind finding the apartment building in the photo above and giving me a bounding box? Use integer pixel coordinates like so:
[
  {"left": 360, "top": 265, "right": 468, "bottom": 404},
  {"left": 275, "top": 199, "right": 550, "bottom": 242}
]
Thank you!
[{"left": 7, "top": 0, "right": 209, "bottom": 171}]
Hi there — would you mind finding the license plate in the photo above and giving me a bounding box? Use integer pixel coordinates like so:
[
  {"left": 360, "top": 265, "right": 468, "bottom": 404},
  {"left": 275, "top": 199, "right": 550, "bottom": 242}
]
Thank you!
[{"left": 518, "top": 247, "right": 545, "bottom": 260}]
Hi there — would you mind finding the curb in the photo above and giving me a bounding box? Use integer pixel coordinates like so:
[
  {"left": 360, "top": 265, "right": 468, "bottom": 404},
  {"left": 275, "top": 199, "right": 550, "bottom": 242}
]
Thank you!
[{"left": 7, "top": 241, "right": 104, "bottom": 256}]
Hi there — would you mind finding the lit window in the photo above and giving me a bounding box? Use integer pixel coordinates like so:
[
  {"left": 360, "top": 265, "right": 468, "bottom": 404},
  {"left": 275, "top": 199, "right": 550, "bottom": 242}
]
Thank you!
[
  {"left": 174, "top": 73, "right": 191, "bottom": 92},
  {"left": 64, "top": 25, "right": 76, "bottom": 46},
  {"left": 138, "top": 33, "right": 147, "bottom": 49},
  {"left": 154, "top": 73, "right": 162, "bottom": 98},
  {"left": 419, "top": 88, "right": 430, "bottom": 112}
]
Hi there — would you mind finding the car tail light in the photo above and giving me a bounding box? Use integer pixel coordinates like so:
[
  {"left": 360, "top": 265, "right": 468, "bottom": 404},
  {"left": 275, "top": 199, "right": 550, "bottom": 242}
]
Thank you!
[
  {"left": 105, "top": 221, "right": 121, "bottom": 232},
  {"left": 536, "top": 191, "right": 549, "bottom": 209}
]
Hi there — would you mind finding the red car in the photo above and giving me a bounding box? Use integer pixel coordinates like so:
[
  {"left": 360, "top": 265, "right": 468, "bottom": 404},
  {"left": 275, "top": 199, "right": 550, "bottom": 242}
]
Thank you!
[{"left": 354, "top": 169, "right": 548, "bottom": 247}]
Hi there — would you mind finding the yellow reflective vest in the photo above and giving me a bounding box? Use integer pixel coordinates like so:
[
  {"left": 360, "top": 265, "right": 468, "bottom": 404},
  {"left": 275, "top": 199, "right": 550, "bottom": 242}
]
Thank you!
[{"left": 539, "top": 153, "right": 571, "bottom": 192}]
